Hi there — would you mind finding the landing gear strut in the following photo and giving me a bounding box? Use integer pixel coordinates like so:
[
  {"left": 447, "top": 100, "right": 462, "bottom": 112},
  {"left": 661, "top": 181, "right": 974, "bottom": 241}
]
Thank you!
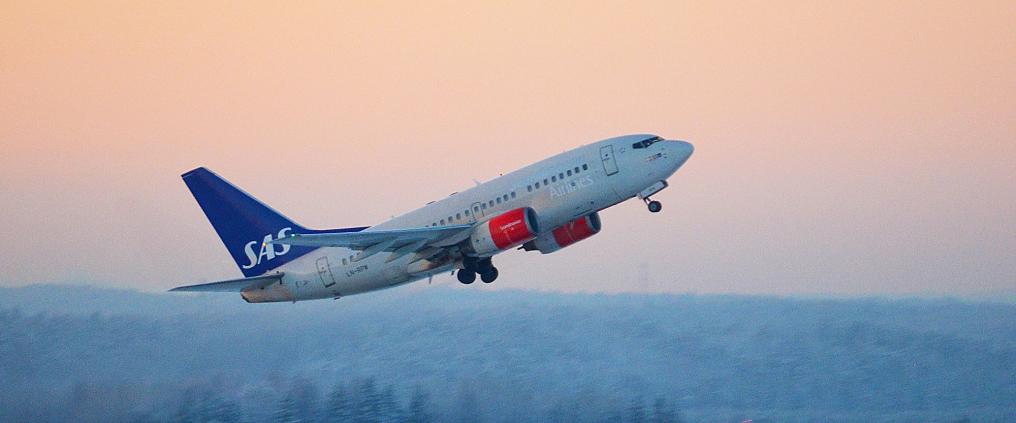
[
  {"left": 638, "top": 181, "right": 667, "bottom": 213},
  {"left": 458, "top": 257, "right": 498, "bottom": 284},
  {"left": 645, "top": 198, "right": 663, "bottom": 213}
]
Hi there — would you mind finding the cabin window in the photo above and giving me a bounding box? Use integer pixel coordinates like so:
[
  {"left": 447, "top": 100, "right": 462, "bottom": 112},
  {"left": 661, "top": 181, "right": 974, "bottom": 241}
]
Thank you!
[
  {"left": 567, "top": 169, "right": 572, "bottom": 176},
  {"left": 535, "top": 182, "right": 540, "bottom": 189},
  {"left": 465, "top": 210, "right": 470, "bottom": 216},
  {"left": 574, "top": 166, "right": 580, "bottom": 174},
  {"left": 456, "top": 213, "right": 461, "bottom": 220},
  {"left": 489, "top": 200, "right": 494, "bottom": 207},
  {"left": 496, "top": 197, "right": 501, "bottom": 204},
  {"left": 559, "top": 172, "right": 565, "bottom": 179},
  {"left": 582, "top": 163, "right": 588, "bottom": 171},
  {"left": 481, "top": 203, "right": 487, "bottom": 210},
  {"left": 440, "top": 219, "right": 445, "bottom": 225},
  {"left": 543, "top": 178, "right": 549, "bottom": 185},
  {"left": 551, "top": 176, "right": 557, "bottom": 182},
  {"left": 503, "top": 194, "right": 509, "bottom": 202},
  {"left": 510, "top": 192, "right": 516, "bottom": 199},
  {"left": 342, "top": 258, "right": 348, "bottom": 266},
  {"left": 527, "top": 185, "right": 532, "bottom": 192}
]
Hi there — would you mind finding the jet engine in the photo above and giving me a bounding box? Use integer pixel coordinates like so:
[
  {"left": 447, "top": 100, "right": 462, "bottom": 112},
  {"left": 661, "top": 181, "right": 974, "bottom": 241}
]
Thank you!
[
  {"left": 522, "top": 212, "right": 601, "bottom": 254},
  {"left": 467, "top": 207, "right": 540, "bottom": 256}
]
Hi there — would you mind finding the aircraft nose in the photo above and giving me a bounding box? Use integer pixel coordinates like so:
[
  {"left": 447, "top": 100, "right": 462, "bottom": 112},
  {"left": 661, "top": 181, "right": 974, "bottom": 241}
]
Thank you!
[
  {"left": 663, "top": 139, "right": 693, "bottom": 172},
  {"left": 671, "top": 140, "right": 694, "bottom": 158}
]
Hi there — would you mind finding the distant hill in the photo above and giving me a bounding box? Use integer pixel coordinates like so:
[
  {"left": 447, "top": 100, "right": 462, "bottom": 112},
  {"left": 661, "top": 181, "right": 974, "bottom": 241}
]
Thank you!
[{"left": 1, "top": 284, "right": 1014, "bottom": 423}]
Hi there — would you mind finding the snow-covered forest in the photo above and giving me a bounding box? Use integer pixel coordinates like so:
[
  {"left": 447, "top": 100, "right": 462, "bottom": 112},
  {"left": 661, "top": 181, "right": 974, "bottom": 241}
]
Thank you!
[{"left": 1, "top": 285, "right": 1013, "bottom": 422}]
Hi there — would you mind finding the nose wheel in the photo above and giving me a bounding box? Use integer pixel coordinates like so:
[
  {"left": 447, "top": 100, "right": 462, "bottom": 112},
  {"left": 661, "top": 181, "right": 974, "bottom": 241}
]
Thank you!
[{"left": 645, "top": 198, "right": 663, "bottom": 213}]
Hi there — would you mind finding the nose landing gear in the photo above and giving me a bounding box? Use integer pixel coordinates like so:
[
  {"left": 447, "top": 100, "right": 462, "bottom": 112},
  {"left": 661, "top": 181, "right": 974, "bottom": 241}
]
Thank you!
[
  {"left": 645, "top": 198, "right": 663, "bottom": 213},
  {"left": 638, "top": 181, "right": 667, "bottom": 213}
]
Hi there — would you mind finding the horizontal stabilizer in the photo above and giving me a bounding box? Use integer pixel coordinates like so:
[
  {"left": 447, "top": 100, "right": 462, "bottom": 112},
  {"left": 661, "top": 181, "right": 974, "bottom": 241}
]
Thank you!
[{"left": 169, "top": 273, "right": 283, "bottom": 293}]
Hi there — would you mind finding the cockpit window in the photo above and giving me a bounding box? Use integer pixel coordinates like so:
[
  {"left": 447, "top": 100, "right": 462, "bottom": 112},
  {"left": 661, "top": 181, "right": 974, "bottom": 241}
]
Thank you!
[{"left": 632, "top": 136, "right": 663, "bottom": 149}]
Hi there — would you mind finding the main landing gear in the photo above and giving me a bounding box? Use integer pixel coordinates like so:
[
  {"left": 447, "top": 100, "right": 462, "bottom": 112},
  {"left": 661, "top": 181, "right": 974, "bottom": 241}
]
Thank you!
[
  {"left": 457, "top": 257, "right": 498, "bottom": 284},
  {"left": 480, "top": 267, "right": 499, "bottom": 283},
  {"left": 645, "top": 197, "right": 663, "bottom": 213},
  {"left": 456, "top": 269, "right": 476, "bottom": 284}
]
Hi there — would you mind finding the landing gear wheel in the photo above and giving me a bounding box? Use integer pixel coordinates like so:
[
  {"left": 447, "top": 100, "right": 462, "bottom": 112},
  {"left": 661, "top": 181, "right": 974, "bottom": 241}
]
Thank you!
[
  {"left": 647, "top": 200, "right": 662, "bottom": 213},
  {"left": 480, "top": 267, "right": 499, "bottom": 283},
  {"left": 457, "top": 270, "right": 476, "bottom": 284}
]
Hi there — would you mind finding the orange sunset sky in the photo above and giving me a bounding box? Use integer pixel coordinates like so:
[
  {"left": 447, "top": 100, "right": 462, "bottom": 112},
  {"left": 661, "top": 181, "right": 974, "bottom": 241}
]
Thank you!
[{"left": 1, "top": 1, "right": 1014, "bottom": 297}]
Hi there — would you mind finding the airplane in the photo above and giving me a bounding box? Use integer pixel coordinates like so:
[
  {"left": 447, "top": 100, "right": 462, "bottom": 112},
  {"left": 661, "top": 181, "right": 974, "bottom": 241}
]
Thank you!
[{"left": 171, "top": 134, "right": 694, "bottom": 302}]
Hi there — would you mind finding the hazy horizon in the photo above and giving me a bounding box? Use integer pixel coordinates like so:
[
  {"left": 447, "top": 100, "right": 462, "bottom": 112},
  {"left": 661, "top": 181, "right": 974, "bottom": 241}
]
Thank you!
[
  {"left": 2, "top": 1, "right": 1014, "bottom": 298},
  {"left": 10, "top": 281, "right": 1016, "bottom": 306}
]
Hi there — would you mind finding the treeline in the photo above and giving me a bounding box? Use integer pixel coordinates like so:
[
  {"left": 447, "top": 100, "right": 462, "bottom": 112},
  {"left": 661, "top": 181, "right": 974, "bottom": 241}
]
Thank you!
[
  {"left": 175, "top": 377, "right": 683, "bottom": 423},
  {"left": 1, "top": 285, "right": 1014, "bottom": 422},
  {"left": 18, "top": 376, "right": 686, "bottom": 423}
]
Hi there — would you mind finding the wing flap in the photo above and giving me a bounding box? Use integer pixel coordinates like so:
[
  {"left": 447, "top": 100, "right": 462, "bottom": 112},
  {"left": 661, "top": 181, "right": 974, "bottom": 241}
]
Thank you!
[{"left": 169, "top": 273, "right": 283, "bottom": 292}]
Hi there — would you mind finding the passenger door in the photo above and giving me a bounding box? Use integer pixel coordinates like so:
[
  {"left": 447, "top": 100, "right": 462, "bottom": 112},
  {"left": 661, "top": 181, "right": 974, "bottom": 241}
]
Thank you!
[
  {"left": 316, "top": 256, "right": 336, "bottom": 287},
  {"left": 600, "top": 145, "right": 619, "bottom": 176}
]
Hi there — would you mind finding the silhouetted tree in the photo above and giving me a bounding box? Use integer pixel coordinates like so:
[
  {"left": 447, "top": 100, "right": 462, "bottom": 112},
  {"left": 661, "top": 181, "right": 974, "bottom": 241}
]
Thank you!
[
  {"left": 275, "top": 378, "right": 320, "bottom": 423},
  {"left": 325, "top": 382, "right": 354, "bottom": 422},
  {"left": 274, "top": 389, "right": 297, "bottom": 423},
  {"left": 627, "top": 397, "right": 647, "bottom": 423},
  {"left": 204, "top": 395, "right": 241, "bottom": 423},
  {"left": 650, "top": 397, "right": 681, "bottom": 423},
  {"left": 352, "top": 377, "right": 382, "bottom": 423},
  {"left": 378, "top": 384, "right": 402, "bottom": 422},
  {"left": 173, "top": 384, "right": 242, "bottom": 423},
  {"left": 454, "top": 382, "right": 481, "bottom": 423},
  {"left": 406, "top": 386, "right": 435, "bottom": 423}
]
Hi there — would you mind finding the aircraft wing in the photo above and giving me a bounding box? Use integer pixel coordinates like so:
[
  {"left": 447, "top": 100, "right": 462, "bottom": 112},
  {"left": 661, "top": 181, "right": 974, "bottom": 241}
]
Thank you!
[
  {"left": 269, "top": 225, "right": 473, "bottom": 261},
  {"left": 169, "top": 273, "right": 283, "bottom": 292}
]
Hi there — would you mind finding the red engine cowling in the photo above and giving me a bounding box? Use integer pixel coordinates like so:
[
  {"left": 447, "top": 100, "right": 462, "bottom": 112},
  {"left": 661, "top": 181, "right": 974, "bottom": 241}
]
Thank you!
[
  {"left": 467, "top": 207, "right": 540, "bottom": 256},
  {"left": 522, "top": 212, "right": 601, "bottom": 254}
]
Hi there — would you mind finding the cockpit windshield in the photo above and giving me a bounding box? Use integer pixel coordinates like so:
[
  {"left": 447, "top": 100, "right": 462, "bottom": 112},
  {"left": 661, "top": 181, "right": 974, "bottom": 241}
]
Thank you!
[{"left": 632, "top": 136, "right": 663, "bottom": 149}]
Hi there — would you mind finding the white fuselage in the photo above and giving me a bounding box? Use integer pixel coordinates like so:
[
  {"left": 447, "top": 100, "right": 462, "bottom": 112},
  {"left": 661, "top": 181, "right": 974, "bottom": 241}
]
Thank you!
[{"left": 247, "top": 134, "right": 693, "bottom": 302}]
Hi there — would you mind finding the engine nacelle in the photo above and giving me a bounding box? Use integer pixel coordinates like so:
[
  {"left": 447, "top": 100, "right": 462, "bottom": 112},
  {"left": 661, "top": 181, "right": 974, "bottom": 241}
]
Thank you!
[
  {"left": 522, "top": 212, "right": 601, "bottom": 254},
  {"left": 467, "top": 207, "right": 540, "bottom": 256}
]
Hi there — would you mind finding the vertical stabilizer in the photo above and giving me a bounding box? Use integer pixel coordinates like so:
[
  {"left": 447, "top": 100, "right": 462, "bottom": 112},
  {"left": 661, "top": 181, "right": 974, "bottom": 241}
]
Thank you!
[{"left": 182, "top": 167, "right": 313, "bottom": 277}]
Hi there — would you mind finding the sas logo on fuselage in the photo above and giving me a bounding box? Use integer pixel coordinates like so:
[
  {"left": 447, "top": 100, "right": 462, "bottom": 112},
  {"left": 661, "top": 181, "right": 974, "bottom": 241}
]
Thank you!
[
  {"left": 549, "top": 175, "right": 594, "bottom": 199},
  {"left": 241, "top": 227, "right": 293, "bottom": 269}
]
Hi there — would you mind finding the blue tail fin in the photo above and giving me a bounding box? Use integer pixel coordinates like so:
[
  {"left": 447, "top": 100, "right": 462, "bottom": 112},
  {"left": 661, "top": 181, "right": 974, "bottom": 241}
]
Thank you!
[{"left": 182, "top": 167, "right": 315, "bottom": 277}]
